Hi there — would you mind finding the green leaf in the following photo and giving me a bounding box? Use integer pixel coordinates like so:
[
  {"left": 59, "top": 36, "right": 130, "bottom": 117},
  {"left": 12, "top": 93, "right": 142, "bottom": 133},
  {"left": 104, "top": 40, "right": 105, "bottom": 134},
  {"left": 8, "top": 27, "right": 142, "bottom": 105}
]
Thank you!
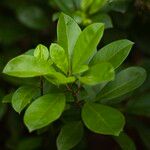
[
  {"left": 89, "top": 0, "right": 108, "bottom": 14},
  {"left": 82, "top": 103, "right": 125, "bottom": 136},
  {"left": 53, "top": 0, "right": 75, "bottom": 13},
  {"left": 2, "top": 92, "right": 13, "bottom": 103},
  {"left": 3, "top": 55, "right": 53, "bottom": 77},
  {"left": 114, "top": 132, "right": 136, "bottom": 150},
  {"left": 96, "top": 67, "right": 146, "bottom": 103},
  {"left": 25, "top": 49, "right": 34, "bottom": 56},
  {"left": 45, "top": 71, "right": 75, "bottom": 85},
  {"left": 72, "top": 23, "right": 104, "bottom": 74},
  {"left": 91, "top": 13, "right": 113, "bottom": 29},
  {"left": 79, "top": 62, "right": 114, "bottom": 85},
  {"left": 57, "top": 121, "right": 84, "bottom": 150},
  {"left": 90, "top": 39, "right": 134, "bottom": 69},
  {"left": 17, "top": 6, "right": 48, "bottom": 30},
  {"left": 57, "top": 13, "right": 81, "bottom": 66},
  {"left": 73, "top": 65, "right": 89, "bottom": 74},
  {"left": 12, "top": 86, "right": 39, "bottom": 113},
  {"left": 34, "top": 44, "right": 49, "bottom": 60},
  {"left": 24, "top": 93, "right": 66, "bottom": 132},
  {"left": 81, "top": 0, "right": 93, "bottom": 11},
  {"left": 50, "top": 43, "right": 69, "bottom": 74},
  {"left": 108, "top": 0, "right": 130, "bottom": 13},
  {"left": 127, "top": 94, "right": 150, "bottom": 117}
]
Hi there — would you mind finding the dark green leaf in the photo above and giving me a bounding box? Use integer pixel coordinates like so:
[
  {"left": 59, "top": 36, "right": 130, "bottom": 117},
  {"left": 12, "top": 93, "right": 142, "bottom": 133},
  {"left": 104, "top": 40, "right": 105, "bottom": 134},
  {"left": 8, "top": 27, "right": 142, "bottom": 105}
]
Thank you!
[
  {"left": 17, "top": 6, "right": 48, "bottom": 30},
  {"left": 91, "top": 13, "right": 113, "bottom": 29},
  {"left": 17, "top": 137, "right": 42, "bottom": 150},
  {"left": 114, "top": 132, "right": 136, "bottom": 150},
  {"left": 127, "top": 94, "right": 150, "bottom": 117},
  {"left": 82, "top": 103, "right": 125, "bottom": 136},
  {"left": 96, "top": 67, "right": 146, "bottom": 103},
  {"left": 57, "top": 121, "right": 84, "bottom": 150}
]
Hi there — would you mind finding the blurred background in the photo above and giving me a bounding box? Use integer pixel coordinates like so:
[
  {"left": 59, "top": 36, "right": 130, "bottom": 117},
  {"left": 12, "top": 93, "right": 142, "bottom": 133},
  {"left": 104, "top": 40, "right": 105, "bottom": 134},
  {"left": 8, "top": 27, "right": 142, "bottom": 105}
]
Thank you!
[{"left": 0, "top": 0, "right": 150, "bottom": 149}]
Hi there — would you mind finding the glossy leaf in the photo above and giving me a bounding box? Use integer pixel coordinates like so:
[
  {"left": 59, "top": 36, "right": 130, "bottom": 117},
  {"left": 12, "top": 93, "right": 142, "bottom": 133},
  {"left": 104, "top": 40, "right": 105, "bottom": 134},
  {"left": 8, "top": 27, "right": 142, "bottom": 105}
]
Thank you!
[
  {"left": 90, "top": 39, "right": 134, "bottom": 69},
  {"left": 79, "top": 62, "right": 114, "bottom": 85},
  {"left": 114, "top": 132, "right": 136, "bottom": 150},
  {"left": 82, "top": 103, "right": 125, "bottom": 136},
  {"left": 72, "top": 23, "right": 104, "bottom": 73},
  {"left": 24, "top": 93, "right": 66, "bottom": 132},
  {"left": 96, "top": 67, "right": 146, "bottom": 102},
  {"left": 57, "top": 121, "right": 83, "bottom": 150},
  {"left": 57, "top": 13, "right": 81, "bottom": 65},
  {"left": 12, "top": 86, "right": 39, "bottom": 113},
  {"left": 50, "top": 43, "right": 69, "bottom": 74},
  {"left": 3, "top": 55, "right": 53, "bottom": 77},
  {"left": 34, "top": 44, "right": 49, "bottom": 60}
]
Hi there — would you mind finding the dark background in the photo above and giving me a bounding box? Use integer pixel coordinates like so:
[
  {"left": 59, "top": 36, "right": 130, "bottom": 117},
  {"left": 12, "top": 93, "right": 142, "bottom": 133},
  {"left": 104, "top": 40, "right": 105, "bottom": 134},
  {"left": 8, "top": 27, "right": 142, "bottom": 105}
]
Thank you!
[{"left": 0, "top": 0, "right": 150, "bottom": 149}]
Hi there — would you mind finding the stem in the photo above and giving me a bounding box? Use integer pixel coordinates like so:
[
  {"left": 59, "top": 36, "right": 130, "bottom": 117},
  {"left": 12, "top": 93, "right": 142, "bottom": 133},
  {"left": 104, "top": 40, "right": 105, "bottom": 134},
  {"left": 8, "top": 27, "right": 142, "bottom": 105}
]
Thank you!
[
  {"left": 66, "top": 84, "right": 81, "bottom": 107},
  {"left": 40, "top": 76, "right": 44, "bottom": 96}
]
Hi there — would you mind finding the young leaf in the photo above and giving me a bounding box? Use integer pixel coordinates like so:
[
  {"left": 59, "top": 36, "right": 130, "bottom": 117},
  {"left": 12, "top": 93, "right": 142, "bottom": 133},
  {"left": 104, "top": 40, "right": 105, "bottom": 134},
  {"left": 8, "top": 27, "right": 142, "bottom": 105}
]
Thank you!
[
  {"left": 3, "top": 55, "right": 53, "bottom": 77},
  {"left": 72, "top": 23, "right": 104, "bottom": 73},
  {"left": 96, "top": 67, "right": 146, "bottom": 103},
  {"left": 127, "top": 94, "right": 150, "bottom": 117},
  {"left": 57, "top": 121, "right": 84, "bottom": 150},
  {"left": 12, "top": 86, "right": 39, "bottom": 113},
  {"left": 90, "top": 39, "right": 134, "bottom": 69},
  {"left": 24, "top": 93, "right": 66, "bottom": 132},
  {"left": 72, "top": 65, "right": 89, "bottom": 74},
  {"left": 45, "top": 71, "right": 75, "bottom": 85},
  {"left": 57, "top": 13, "right": 81, "bottom": 65},
  {"left": 82, "top": 103, "right": 125, "bottom": 136},
  {"left": 50, "top": 43, "right": 69, "bottom": 74},
  {"left": 113, "top": 132, "right": 136, "bottom": 150},
  {"left": 79, "top": 62, "right": 114, "bottom": 85},
  {"left": 34, "top": 44, "right": 49, "bottom": 60}
]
